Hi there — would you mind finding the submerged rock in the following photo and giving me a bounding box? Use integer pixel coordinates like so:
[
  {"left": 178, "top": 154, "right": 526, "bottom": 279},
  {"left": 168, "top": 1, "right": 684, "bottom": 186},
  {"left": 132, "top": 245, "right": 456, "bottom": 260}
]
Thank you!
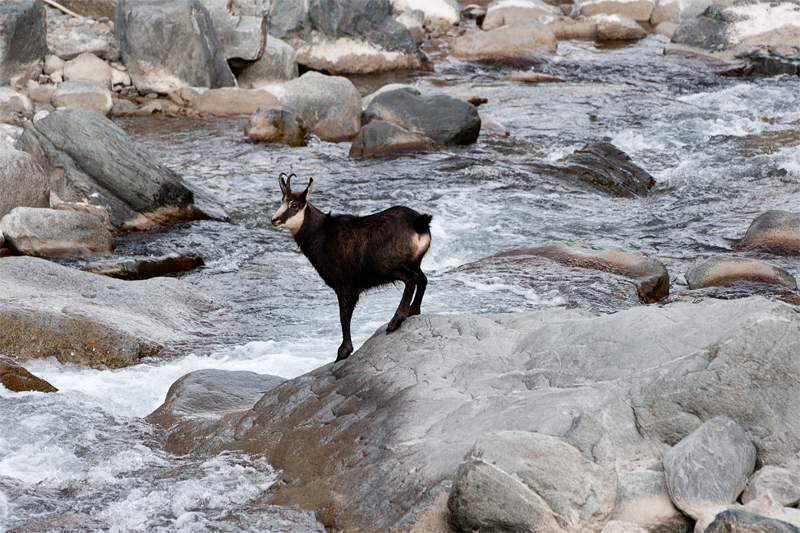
[
  {"left": 452, "top": 20, "right": 558, "bottom": 64},
  {"left": 0, "top": 355, "right": 58, "bottom": 393},
  {"left": 531, "top": 142, "right": 656, "bottom": 198},
  {"left": 0, "top": 207, "right": 116, "bottom": 257},
  {"left": 482, "top": 0, "right": 563, "bottom": 30},
  {"left": 662, "top": 416, "right": 757, "bottom": 519},
  {"left": 0, "top": 256, "right": 222, "bottom": 368},
  {"left": 0, "top": 150, "right": 49, "bottom": 219},
  {"left": 245, "top": 106, "right": 305, "bottom": 146},
  {"left": 116, "top": 0, "right": 236, "bottom": 93},
  {"left": 736, "top": 210, "right": 800, "bottom": 255},
  {"left": 17, "top": 108, "right": 224, "bottom": 229},
  {"left": 348, "top": 120, "right": 437, "bottom": 158},
  {"left": 685, "top": 256, "right": 797, "bottom": 290},
  {"left": 366, "top": 87, "right": 480, "bottom": 145},
  {"left": 448, "top": 431, "right": 617, "bottom": 533},
  {"left": 81, "top": 252, "right": 205, "bottom": 280},
  {"left": 270, "top": 0, "right": 431, "bottom": 74},
  {"left": 0, "top": 0, "right": 48, "bottom": 86},
  {"left": 157, "top": 297, "right": 800, "bottom": 531}
]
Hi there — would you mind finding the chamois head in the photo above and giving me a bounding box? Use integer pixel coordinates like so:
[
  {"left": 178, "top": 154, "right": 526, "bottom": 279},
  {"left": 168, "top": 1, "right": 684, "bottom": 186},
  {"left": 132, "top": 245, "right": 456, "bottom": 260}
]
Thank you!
[{"left": 271, "top": 173, "right": 314, "bottom": 235}]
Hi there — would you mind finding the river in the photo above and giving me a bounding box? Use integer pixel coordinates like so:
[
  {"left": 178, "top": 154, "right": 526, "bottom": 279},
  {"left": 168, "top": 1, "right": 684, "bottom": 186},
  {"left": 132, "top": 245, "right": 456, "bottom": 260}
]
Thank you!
[{"left": 1, "top": 35, "right": 799, "bottom": 531}]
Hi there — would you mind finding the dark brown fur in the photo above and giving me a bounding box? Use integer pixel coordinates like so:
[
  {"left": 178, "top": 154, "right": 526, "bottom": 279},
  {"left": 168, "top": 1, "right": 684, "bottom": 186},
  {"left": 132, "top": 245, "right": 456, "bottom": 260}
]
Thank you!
[{"left": 272, "top": 174, "right": 432, "bottom": 362}]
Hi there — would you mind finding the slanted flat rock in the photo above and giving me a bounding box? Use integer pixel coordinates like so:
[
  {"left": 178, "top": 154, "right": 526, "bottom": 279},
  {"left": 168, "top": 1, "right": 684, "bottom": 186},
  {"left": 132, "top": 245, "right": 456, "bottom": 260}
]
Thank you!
[
  {"left": 685, "top": 256, "right": 797, "bottom": 290},
  {"left": 16, "top": 108, "right": 225, "bottom": 229},
  {"left": 531, "top": 142, "right": 655, "bottom": 198},
  {"left": 156, "top": 297, "right": 800, "bottom": 532},
  {"left": 0, "top": 256, "right": 223, "bottom": 368},
  {"left": 736, "top": 211, "right": 800, "bottom": 255}
]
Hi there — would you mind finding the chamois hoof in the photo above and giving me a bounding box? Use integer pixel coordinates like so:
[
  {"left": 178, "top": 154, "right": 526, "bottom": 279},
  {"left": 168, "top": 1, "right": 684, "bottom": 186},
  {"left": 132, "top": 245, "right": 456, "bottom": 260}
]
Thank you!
[
  {"left": 336, "top": 345, "right": 353, "bottom": 362},
  {"left": 386, "top": 317, "right": 405, "bottom": 333}
]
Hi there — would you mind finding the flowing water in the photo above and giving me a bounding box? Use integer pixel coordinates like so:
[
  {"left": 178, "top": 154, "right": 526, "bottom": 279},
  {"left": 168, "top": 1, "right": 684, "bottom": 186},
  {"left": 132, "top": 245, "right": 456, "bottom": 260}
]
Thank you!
[{"left": 3, "top": 36, "right": 800, "bottom": 531}]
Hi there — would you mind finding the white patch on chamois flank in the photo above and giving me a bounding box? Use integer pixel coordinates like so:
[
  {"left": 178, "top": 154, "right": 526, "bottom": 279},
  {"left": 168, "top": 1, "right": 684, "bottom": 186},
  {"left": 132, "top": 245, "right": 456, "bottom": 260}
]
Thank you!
[{"left": 412, "top": 232, "right": 431, "bottom": 260}]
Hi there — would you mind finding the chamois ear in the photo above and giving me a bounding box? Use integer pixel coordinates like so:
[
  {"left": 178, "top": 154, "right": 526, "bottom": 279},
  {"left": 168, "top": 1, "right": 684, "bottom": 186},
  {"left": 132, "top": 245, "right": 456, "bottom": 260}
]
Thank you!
[
  {"left": 279, "top": 173, "right": 290, "bottom": 196},
  {"left": 301, "top": 178, "right": 314, "bottom": 200}
]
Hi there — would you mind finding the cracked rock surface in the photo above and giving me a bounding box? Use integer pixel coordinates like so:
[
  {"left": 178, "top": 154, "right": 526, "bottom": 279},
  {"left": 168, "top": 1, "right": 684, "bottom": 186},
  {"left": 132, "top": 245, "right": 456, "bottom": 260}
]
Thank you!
[{"left": 151, "top": 296, "right": 800, "bottom": 532}]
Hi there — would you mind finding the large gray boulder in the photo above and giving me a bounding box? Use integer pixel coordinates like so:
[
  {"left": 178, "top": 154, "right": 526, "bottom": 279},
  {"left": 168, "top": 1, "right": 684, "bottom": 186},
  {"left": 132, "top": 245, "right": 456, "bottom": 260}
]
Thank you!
[
  {"left": 662, "top": 416, "right": 757, "bottom": 519},
  {"left": 261, "top": 72, "right": 362, "bottom": 142},
  {"left": 0, "top": 256, "right": 222, "bottom": 368},
  {"left": 0, "top": 206, "right": 116, "bottom": 256},
  {"left": 269, "top": 0, "right": 431, "bottom": 74},
  {"left": 115, "top": 0, "right": 236, "bottom": 94},
  {"left": 669, "top": 2, "right": 800, "bottom": 75},
  {"left": 0, "top": 0, "right": 47, "bottom": 86},
  {"left": 150, "top": 297, "right": 800, "bottom": 532},
  {"left": 0, "top": 150, "right": 49, "bottom": 219},
  {"left": 531, "top": 142, "right": 655, "bottom": 198},
  {"left": 366, "top": 87, "right": 481, "bottom": 145},
  {"left": 16, "top": 108, "right": 223, "bottom": 229},
  {"left": 348, "top": 119, "right": 437, "bottom": 158},
  {"left": 197, "top": 0, "right": 270, "bottom": 62},
  {"left": 736, "top": 211, "right": 800, "bottom": 255},
  {"left": 236, "top": 36, "right": 299, "bottom": 89},
  {"left": 448, "top": 431, "right": 618, "bottom": 533}
]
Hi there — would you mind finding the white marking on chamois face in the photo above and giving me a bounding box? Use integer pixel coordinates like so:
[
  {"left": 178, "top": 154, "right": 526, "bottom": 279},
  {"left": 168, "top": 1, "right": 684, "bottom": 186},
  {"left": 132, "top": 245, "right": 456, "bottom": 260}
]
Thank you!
[
  {"left": 284, "top": 207, "right": 306, "bottom": 236},
  {"left": 412, "top": 232, "right": 431, "bottom": 260},
  {"left": 272, "top": 200, "right": 289, "bottom": 224}
]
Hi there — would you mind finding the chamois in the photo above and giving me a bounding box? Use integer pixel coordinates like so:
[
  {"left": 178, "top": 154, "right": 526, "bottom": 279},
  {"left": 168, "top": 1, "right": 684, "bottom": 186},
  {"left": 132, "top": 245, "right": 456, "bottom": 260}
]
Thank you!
[{"left": 271, "top": 173, "right": 432, "bottom": 362}]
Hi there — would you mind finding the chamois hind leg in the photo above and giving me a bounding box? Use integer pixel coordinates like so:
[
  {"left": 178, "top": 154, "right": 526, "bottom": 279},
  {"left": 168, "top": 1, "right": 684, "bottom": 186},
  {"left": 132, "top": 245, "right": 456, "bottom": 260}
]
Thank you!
[
  {"left": 409, "top": 266, "right": 427, "bottom": 317},
  {"left": 336, "top": 291, "right": 358, "bottom": 362},
  {"left": 387, "top": 276, "right": 416, "bottom": 333}
]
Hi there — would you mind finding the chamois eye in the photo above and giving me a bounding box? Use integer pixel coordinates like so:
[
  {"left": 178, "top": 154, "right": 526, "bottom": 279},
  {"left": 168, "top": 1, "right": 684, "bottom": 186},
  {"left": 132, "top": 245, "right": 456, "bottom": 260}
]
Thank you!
[{"left": 291, "top": 202, "right": 299, "bottom": 209}]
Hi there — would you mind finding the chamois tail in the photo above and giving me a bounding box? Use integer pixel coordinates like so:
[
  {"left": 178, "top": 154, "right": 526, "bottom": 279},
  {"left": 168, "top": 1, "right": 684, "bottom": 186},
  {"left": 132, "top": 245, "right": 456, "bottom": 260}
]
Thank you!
[{"left": 413, "top": 214, "right": 432, "bottom": 235}]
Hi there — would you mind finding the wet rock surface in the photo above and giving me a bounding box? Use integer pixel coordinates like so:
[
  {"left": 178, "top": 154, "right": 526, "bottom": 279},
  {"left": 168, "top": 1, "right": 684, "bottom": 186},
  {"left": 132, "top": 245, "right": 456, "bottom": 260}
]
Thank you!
[
  {"left": 348, "top": 119, "right": 437, "bottom": 158},
  {"left": 155, "top": 297, "right": 800, "bottom": 532},
  {"left": 737, "top": 211, "right": 800, "bottom": 255},
  {"left": 0, "top": 355, "right": 58, "bottom": 393},
  {"left": 366, "top": 87, "right": 481, "bottom": 145},
  {"left": 81, "top": 252, "right": 205, "bottom": 280},
  {"left": 0, "top": 256, "right": 223, "bottom": 368},
  {"left": 532, "top": 141, "right": 656, "bottom": 197},
  {"left": 685, "top": 256, "right": 797, "bottom": 290}
]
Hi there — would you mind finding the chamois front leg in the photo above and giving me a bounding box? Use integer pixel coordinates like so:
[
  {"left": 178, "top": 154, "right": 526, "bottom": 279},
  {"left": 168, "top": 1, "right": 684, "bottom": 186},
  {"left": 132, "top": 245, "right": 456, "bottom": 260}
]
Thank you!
[
  {"left": 387, "top": 279, "right": 416, "bottom": 333},
  {"left": 336, "top": 291, "right": 357, "bottom": 362}
]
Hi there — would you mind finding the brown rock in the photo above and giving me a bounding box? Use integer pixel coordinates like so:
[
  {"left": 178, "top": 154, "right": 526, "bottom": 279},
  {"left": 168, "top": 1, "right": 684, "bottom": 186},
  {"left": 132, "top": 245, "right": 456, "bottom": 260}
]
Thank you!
[
  {"left": 0, "top": 355, "right": 57, "bottom": 393},
  {"left": 736, "top": 210, "right": 800, "bottom": 255},
  {"left": 546, "top": 16, "right": 600, "bottom": 40},
  {"left": 452, "top": 20, "right": 558, "bottom": 64},
  {"left": 458, "top": 94, "right": 488, "bottom": 106},
  {"left": 244, "top": 106, "right": 306, "bottom": 146},
  {"left": 685, "top": 256, "right": 797, "bottom": 290},
  {"left": 593, "top": 14, "right": 648, "bottom": 40},
  {"left": 81, "top": 252, "right": 205, "bottom": 280}
]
